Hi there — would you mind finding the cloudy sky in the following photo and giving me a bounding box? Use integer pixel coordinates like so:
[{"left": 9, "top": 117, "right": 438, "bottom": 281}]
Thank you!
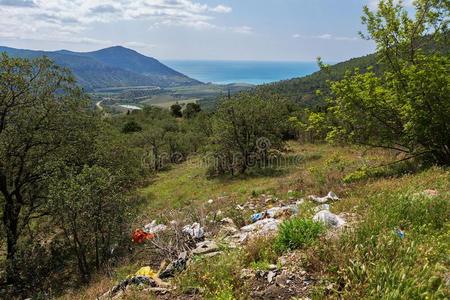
[{"left": 0, "top": 0, "right": 406, "bottom": 61}]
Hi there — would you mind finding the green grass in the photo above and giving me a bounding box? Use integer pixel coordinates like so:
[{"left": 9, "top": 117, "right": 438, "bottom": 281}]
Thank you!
[
  {"left": 309, "top": 168, "right": 450, "bottom": 299},
  {"left": 275, "top": 218, "right": 325, "bottom": 252}
]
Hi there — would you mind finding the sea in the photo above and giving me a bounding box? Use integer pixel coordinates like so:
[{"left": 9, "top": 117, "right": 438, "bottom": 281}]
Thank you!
[{"left": 162, "top": 60, "right": 319, "bottom": 85}]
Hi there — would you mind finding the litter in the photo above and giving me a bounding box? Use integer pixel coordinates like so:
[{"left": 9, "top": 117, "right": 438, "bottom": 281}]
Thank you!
[
  {"left": 132, "top": 229, "right": 155, "bottom": 243},
  {"left": 314, "top": 204, "right": 330, "bottom": 212},
  {"left": 396, "top": 228, "right": 405, "bottom": 239},
  {"left": 241, "top": 218, "right": 281, "bottom": 234},
  {"left": 266, "top": 205, "right": 299, "bottom": 218},
  {"left": 313, "top": 210, "right": 346, "bottom": 228},
  {"left": 144, "top": 220, "right": 168, "bottom": 234},
  {"left": 159, "top": 251, "right": 189, "bottom": 279},
  {"left": 182, "top": 223, "right": 205, "bottom": 240},
  {"left": 192, "top": 240, "right": 219, "bottom": 255},
  {"left": 309, "top": 191, "right": 339, "bottom": 204},
  {"left": 135, "top": 266, "right": 158, "bottom": 279},
  {"left": 251, "top": 212, "right": 266, "bottom": 223}
]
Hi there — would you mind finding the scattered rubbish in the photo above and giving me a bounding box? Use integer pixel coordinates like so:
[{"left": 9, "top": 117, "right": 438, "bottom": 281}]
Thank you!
[
  {"left": 314, "top": 204, "right": 330, "bottom": 212},
  {"left": 251, "top": 212, "right": 266, "bottom": 223},
  {"left": 218, "top": 218, "right": 239, "bottom": 236},
  {"left": 268, "top": 264, "right": 277, "bottom": 271},
  {"left": 159, "top": 251, "right": 189, "bottom": 279},
  {"left": 135, "top": 266, "right": 158, "bottom": 279},
  {"left": 266, "top": 205, "right": 299, "bottom": 218},
  {"left": 207, "top": 199, "right": 214, "bottom": 204},
  {"left": 182, "top": 223, "right": 205, "bottom": 240},
  {"left": 267, "top": 270, "right": 276, "bottom": 283},
  {"left": 313, "top": 210, "right": 346, "bottom": 228},
  {"left": 309, "top": 191, "right": 339, "bottom": 204},
  {"left": 132, "top": 229, "right": 155, "bottom": 244},
  {"left": 236, "top": 204, "right": 245, "bottom": 210},
  {"left": 241, "top": 218, "right": 281, "bottom": 234},
  {"left": 192, "top": 240, "right": 219, "bottom": 255},
  {"left": 144, "top": 220, "right": 168, "bottom": 234},
  {"left": 396, "top": 228, "right": 405, "bottom": 239}
]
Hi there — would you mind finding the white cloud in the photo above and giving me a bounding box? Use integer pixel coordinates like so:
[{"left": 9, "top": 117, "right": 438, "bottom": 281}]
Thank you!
[
  {"left": 0, "top": 0, "right": 242, "bottom": 43},
  {"left": 292, "top": 33, "right": 358, "bottom": 41},
  {"left": 210, "top": 4, "right": 232, "bottom": 13}
]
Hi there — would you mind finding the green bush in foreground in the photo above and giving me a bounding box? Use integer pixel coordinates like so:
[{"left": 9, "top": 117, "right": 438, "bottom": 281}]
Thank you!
[{"left": 275, "top": 218, "right": 325, "bottom": 252}]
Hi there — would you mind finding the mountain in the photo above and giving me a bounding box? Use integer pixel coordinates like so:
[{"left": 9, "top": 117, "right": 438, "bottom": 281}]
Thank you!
[
  {"left": 0, "top": 46, "right": 201, "bottom": 91},
  {"left": 254, "top": 54, "right": 378, "bottom": 108}
]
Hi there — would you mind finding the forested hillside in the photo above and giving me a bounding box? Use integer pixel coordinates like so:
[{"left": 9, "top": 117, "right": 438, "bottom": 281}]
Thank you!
[{"left": 0, "top": 46, "right": 201, "bottom": 90}]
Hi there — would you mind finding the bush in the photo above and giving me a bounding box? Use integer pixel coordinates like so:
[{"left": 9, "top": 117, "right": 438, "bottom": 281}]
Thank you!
[
  {"left": 275, "top": 218, "right": 325, "bottom": 252},
  {"left": 244, "top": 236, "right": 278, "bottom": 269}
]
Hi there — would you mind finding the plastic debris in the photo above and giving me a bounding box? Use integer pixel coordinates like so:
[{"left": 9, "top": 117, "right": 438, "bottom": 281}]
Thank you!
[
  {"left": 159, "top": 251, "right": 189, "bottom": 279},
  {"left": 207, "top": 199, "right": 214, "bottom": 204},
  {"left": 135, "top": 266, "right": 158, "bottom": 279},
  {"left": 396, "top": 228, "right": 405, "bottom": 239},
  {"left": 241, "top": 218, "right": 281, "bottom": 234},
  {"left": 182, "top": 222, "right": 205, "bottom": 240},
  {"left": 266, "top": 205, "right": 299, "bottom": 218},
  {"left": 132, "top": 229, "right": 155, "bottom": 243},
  {"left": 309, "top": 191, "right": 339, "bottom": 204},
  {"left": 144, "top": 220, "right": 168, "bottom": 234},
  {"left": 314, "top": 204, "right": 330, "bottom": 212},
  {"left": 192, "top": 240, "right": 220, "bottom": 255},
  {"left": 251, "top": 212, "right": 266, "bottom": 223},
  {"left": 267, "top": 271, "right": 276, "bottom": 283},
  {"left": 313, "top": 210, "right": 346, "bottom": 228}
]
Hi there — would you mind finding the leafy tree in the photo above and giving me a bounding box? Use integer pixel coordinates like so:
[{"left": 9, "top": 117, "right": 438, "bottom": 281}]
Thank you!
[
  {"left": 210, "top": 94, "right": 289, "bottom": 175},
  {"left": 0, "top": 54, "right": 93, "bottom": 281},
  {"left": 170, "top": 103, "right": 183, "bottom": 118},
  {"left": 184, "top": 102, "right": 202, "bottom": 119},
  {"left": 122, "top": 120, "right": 143, "bottom": 133},
  {"left": 324, "top": 0, "right": 450, "bottom": 164},
  {"left": 49, "top": 166, "right": 130, "bottom": 283}
]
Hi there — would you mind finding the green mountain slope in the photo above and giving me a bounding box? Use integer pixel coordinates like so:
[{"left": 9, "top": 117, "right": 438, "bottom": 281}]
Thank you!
[
  {"left": 0, "top": 46, "right": 201, "bottom": 91},
  {"left": 255, "top": 54, "right": 378, "bottom": 108}
]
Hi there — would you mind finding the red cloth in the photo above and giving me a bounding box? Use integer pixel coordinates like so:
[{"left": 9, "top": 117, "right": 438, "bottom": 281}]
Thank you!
[{"left": 132, "top": 229, "right": 155, "bottom": 243}]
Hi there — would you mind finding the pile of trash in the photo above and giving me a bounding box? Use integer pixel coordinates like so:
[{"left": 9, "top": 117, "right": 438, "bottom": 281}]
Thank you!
[{"left": 106, "top": 191, "right": 347, "bottom": 298}]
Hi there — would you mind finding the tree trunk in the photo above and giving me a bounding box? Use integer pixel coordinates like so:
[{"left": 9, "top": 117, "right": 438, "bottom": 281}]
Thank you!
[{"left": 2, "top": 192, "right": 21, "bottom": 283}]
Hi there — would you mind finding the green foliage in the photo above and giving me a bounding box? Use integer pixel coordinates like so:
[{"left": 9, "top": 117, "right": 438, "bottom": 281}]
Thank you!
[
  {"left": 275, "top": 218, "right": 325, "bottom": 252},
  {"left": 121, "top": 120, "right": 143, "bottom": 133},
  {"left": 209, "top": 94, "right": 290, "bottom": 175},
  {"left": 0, "top": 54, "right": 94, "bottom": 283},
  {"left": 183, "top": 102, "right": 202, "bottom": 119},
  {"left": 324, "top": 0, "right": 450, "bottom": 165},
  {"left": 170, "top": 103, "right": 183, "bottom": 118},
  {"left": 49, "top": 166, "right": 131, "bottom": 283}
]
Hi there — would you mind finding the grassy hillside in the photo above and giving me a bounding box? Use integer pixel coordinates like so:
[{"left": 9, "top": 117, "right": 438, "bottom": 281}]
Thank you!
[{"left": 61, "top": 143, "right": 449, "bottom": 299}]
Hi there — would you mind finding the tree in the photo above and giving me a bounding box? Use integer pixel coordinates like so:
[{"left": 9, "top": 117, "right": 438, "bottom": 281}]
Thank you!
[
  {"left": 183, "top": 102, "right": 202, "bottom": 119},
  {"left": 49, "top": 166, "right": 130, "bottom": 283},
  {"left": 170, "top": 103, "right": 183, "bottom": 118},
  {"left": 0, "top": 54, "right": 93, "bottom": 281},
  {"left": 210, "top": 94, "right": 289, "bottom": 175},
  {"left": 324, "top": 0, "right": 450, "bottom": 164},
  {"left": 122, "top": 120, "right": 143, "bottom": 133}
]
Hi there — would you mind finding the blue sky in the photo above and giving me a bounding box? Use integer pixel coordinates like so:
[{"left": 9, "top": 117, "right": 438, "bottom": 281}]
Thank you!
[{"left": 0, "top": 0, "right": 399, "bottom": 61}]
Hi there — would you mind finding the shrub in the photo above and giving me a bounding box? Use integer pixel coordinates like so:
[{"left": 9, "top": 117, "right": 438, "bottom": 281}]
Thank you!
[
  {"left": 244, "top": 236, "right": 278, "bottom": 268},
  {"left": 275, "top": 218, "right": 325, "bottom": 252}
]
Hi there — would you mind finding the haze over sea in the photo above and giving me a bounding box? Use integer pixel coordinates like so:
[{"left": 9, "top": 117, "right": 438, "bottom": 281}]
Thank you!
[{"left": 162, "top": 60, "right": 320, "bottom": 85}]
